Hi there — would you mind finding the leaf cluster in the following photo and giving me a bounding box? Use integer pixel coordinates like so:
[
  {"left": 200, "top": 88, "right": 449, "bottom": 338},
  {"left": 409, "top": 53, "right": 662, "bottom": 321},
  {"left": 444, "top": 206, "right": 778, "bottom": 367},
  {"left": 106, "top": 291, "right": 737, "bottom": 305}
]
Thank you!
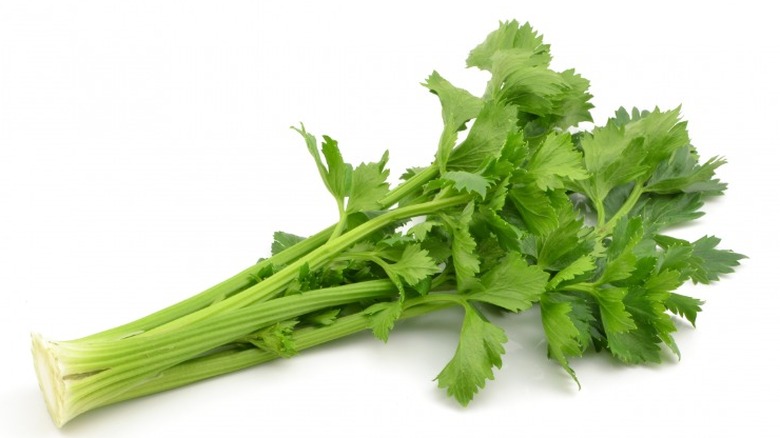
[{"left": 259, "top": 20, "right": 743, "bottom": 406}]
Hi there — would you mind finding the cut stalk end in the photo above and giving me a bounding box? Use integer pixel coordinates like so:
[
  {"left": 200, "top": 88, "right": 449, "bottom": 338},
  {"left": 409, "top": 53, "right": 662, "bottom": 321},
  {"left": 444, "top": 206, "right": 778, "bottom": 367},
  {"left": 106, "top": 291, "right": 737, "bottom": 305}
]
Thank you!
[{"left": 31, "top": 333, "right": 72, "bottom": 428}]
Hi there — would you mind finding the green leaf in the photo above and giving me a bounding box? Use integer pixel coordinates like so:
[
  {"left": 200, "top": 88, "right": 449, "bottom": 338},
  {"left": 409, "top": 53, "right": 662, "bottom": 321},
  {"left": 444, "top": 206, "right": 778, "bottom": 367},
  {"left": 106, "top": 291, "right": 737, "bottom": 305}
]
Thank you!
[
  {"left": 473, "top": 236, "right": 506, "bottom": 274},
  {"left": 576, "top": 107, "right": 692, "bottom": 206},
  {"left": 545, "top": 68, "right": 594, "bottom": 130},
  {"left": 526, "top": 132, "right": 587, "bottom": 190},
  {"left": 603, "top": 277, "right": 676, "bottom": 363},
  {"left": 599, "top": 217, "right": 643, "bottom": 284},
  {"left": 641, "top": 270, "right": 683, "bottom": 358},
  {"left": 536, "top": 201, "right": 594, "bottom": 271},
  {"left": 467, "top": 20, "right": 550, "bottom": 71},
  {"left": 644, "top": 268, "right": 684, "bottom": 294},
  {"left": 646, "top": 147, "right": 727, "bottom": 195},
  {"left": 597, "top": 276, "right": 685, "bottom": 363},
  {"left": 245, "top": 320, "right": 299, "bottom": 358},
  {"left": 282, "top": 262, "right": 350, "bottom": 295},
  {"left": 384, "top": 244, "right": 440, "bottom": 286},
  {"left": 604, "top": 322, "right": 662, "bottom": 364},
  {"left": 540, "top": 294, "right": 585, "bottom": 384},
  {"left": 607, "top": 217, "right": 644, "bottom": 258},
  {"left": 293, "top": 125, "right": 353, "bottom": 209},
  {"left": 687, "top": 236, "right": 745, "bottom": 284},
  {"left": 576, "top": 121, "right": 646, "bottom": 204},
  {"left": 596, "top": 288, "right": 636, "bottom": 334},
  {"left": 548, "top": 255, "right": 596, "bottom": 289},
  {"left": 447, "top": 101, "right": 519, "bottom": 172},
  {"left": 436, "top": 304, "right": 507, "bottom": 406},
  {"left": 486, "top": 131, "right": 529, "bottom": 180},
  {"left": 466, "top": 21, "right": 592, "bottom": 131},
  {"left": 488, "top": 49, "right": 566, "bottom": 110},
  {"left": 600, "top": 252, "right": 636, "bottom": 285},
  {"left": 292, "top": 123, "right": 321, "bottom": 168},
  {"left": 408, "top": 220, "right": 438, "bottom": 241},
  {"left": 271, "top": 231, "right": 306, "bottom": 256},
  {"left": 507, "top": 180, "right": 560, "bottom": 236},
  {"left": 478, "top": 206, "right": 522, "bottom": 252},
  {"left": 365, "top": 301, "right": 404, "bottom": 342},
  {"left": 465, "top": 21, "right": 566, "bottom": 114},
  {"left": 633, "top": 193, "right": 705, "bottom": 234},
  {"left": 654, "top": 234, "right": 745, "bottom": 284},
  {"left": 423, "top": 71, "right": 484, "bottom": 169},
  {"left": 623, "top": 107, "right": 690, "bottom": 172},
  {"left": 321, "top": 135, "right": 353, "bottom": 201},
  {"left": 345, "top": 243, "right": 439, "bottom": 294},
  {"left": 656, "top": 239, "right": 694, "bottom": 274},
  {"left": 346, "top": 151, "right": 391, "bottom": 214},
  {"left": 376, "top": 233, "right": 417, "bottom": 249},
  {"left": 665, "top": 293, "right": 705, "bottom": 327},
  {"left": 304, "top": 308, "right": 341, "bottom": 327},
  {"left": 421, "top": 236, "right": 452, "bottom": 267},
  {"left": 442, "top": 171, "right": 492, "bottom": 198},
  {"left": 446, "top": 203, "right": 481, "bottom": 289},
  {"left": 470, "top": 252, "right": 549, "bottom": 312}
]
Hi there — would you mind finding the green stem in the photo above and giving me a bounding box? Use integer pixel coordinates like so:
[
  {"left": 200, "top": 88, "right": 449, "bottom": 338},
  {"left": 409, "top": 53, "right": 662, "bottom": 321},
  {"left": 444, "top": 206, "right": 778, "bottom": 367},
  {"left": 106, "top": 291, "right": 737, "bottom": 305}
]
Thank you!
[
  {"left": 329, "top": 212, "right": 349, "bottom": 241},
  {"left": 111, "top": 300, "right": 454, "bottom": 405},
  {"left": 601, "top": 182, "right": 645, "bottom": 235},
  {"left": 79, "top": 164, "right": 441, "bottom": 343},
  {"left": 594, "top": 200, "right": 607, "bottom": 227},
  {"left": 78, "top": 225, "right": 336, "bottom": 343},
  {"left": 329, "top": 197, "right": 348, "bottom": 241},
  {"left": 135, "top": 194, "right": 471, "bottom": 338},
  {"left": 560, "top": 283, "right": 598, "bottom": 295},
  {"left": 34, "top": 280, "right": 400, "bottom": 426},
  {"left": 378, "top": 165, "right": 439, "bottom": 209},
  {"left": 405, "top": 293, "right": 465, "bottom": 308},
  {"left": 44, "top": 194, "right": 471, "bottom": 418}
]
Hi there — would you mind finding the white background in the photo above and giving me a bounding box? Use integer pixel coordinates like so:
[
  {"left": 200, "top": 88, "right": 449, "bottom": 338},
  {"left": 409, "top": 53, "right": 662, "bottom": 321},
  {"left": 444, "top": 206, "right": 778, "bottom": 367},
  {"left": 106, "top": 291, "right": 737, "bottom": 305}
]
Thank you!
[{"left": 1, "top": 1, "right": 777, "bottom": 436}]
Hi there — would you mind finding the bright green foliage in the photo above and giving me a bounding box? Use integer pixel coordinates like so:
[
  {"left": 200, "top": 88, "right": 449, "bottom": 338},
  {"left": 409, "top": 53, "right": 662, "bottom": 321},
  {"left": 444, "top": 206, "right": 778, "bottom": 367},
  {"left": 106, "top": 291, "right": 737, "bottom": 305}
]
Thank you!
[
  {"left": 466, "top": 20, "right": 593, "bottom": 133},
  {"left": 245, "top": 320, "right": 299, "bottom": 358},
  {"left": 507, "top": 180, "right": 562, "bottom": 236},
  {"left": 347, "top": 151, "right": 391, "bottom": 214},
  {"left": 596, "top": 288, "right": 637, "bottom": 334},
  {"left": 295, "top": 125, "right": 353, "bottom": 207},
  {"left": 382, "top": 244, "right": 440, "bottom": 287},
  {"left": 547, "top": 255, "right": 596, "bottom": 289},
  {"left": 469, "top": 252, "right": 549, "bottom": 312},
  {"left": 535, "top": 201, "right": 595, "bottom": 271},
  {"left": 304, "top": 308, "right": 341, "bottom": 327},
  {"left": 526, "top": 132, "right": 588, "bottom": 190},
  {"left": 435, "top": 304, "right": 508, "bottom": 406},
  {"left": 655, "top": 235, "right": 744, "bottom": 284},
  {"left": 447, "top": 101, "right": 518, "bottom": 172},
  {"left": 445, "top": 203, "right": 482, "bottom": 289},
  {"left": 271, "top": 231, "right": 306, "bottom": 256},
  {"left": 467, "top": 21, "right": 550, "bottom": 70},
  {"left": 342, "top": 242, "right": 440, "bottom": 292},
  {"left": 423, "top": 71, "right": 484, "bottom": 171},
  {"left": 294, "top": 127, "right": 393, "bottom": 239},
  {"left": 540, "top": 294, "right": 587, "bottom": 384},
  {"left": 646, "top": 149, "right": 726, "bottom": 195},
  {"left": 599, "top": 217, "right": 644, "bottom": 284},
  {"left": 365, "top": 300, "right": 404, "bottom": 342},
  {"left": 687, "top": 236, "right": 744, "bottom": 284},
  {"left": 443, "top": 171, "right": 492, "bottom": 199},
  {"left": 633, "top": 193, "right": 706, "bottom": 233},
  {"left": 665, "top": 293, "right": 705, "bottom": 326},
  {"left": 32, "top": 21, "right": 744, "bottom": 428}
]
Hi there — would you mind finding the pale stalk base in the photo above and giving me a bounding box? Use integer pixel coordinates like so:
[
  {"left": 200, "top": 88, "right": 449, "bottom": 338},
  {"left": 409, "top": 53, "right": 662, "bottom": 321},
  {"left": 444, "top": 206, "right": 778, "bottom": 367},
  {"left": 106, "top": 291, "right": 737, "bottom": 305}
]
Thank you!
[{"left": 31, "top": 333, "right": 72, "bottom": 428}]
